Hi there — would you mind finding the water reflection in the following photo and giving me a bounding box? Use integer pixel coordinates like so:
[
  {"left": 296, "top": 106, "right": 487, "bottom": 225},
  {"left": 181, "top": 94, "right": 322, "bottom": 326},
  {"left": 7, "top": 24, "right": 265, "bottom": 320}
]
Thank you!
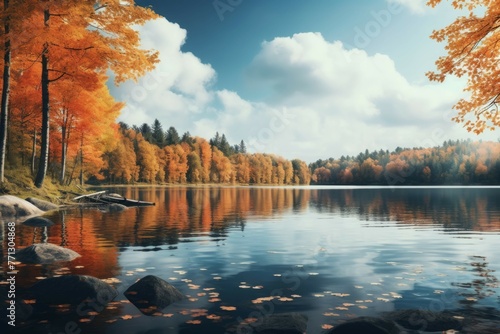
[
  {"left": 309, "top": 187, "right": 500, "bottom": 232},
  {"left": 1, "top": 186, "right": 500, "bottom": 333}
]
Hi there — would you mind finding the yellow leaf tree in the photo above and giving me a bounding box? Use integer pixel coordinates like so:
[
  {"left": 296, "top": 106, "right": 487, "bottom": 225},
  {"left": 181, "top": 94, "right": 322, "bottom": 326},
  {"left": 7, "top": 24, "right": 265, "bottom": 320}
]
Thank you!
[{"left": 427, "top": 0, "right": 500, "bottom": 133}]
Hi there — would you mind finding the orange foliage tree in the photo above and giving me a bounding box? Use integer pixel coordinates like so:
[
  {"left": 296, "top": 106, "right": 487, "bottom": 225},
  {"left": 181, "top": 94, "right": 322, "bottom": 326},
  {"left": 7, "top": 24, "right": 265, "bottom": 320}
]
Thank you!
[
  {"left": 427, "top": 0, "right": 500, "bottom": 133},
  {"left": 10, "top": 1, "right": 159, "bottom": 187}
]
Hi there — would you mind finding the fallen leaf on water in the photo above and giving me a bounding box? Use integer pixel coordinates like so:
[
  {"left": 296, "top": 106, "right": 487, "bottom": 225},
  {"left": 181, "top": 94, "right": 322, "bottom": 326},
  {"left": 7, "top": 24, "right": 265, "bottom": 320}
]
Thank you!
[
  {"left": 197, "top": 293, "right": 206, "bottom": 297},
  {"left": 220, "top": 306, "right": 236, "bottom": 311},
  {"left": 323, "top": 312, "right": 339, "bottom": 317},
  {"left": 322, "top": 324, "right": 334, "bottom": 329},
  {"left": 105, "top": 319, "right": 117, "bottom": 323},
  {"left": 313, "top": 294, "right": 325, "bottom": 298},
  {"left": 79, "top": 318, "right": 92, "bottom": 323},
  {"left": 188, "top": 298, "right": 198, "bottom": 302},
  {"left": 252, "top": 285, "right": 264, "bottom": 289},
  {"left": 87, "top": 311, "right": 99, "bottom": 316},
  {"left": 291, "top": 294, "right": 302, "bottom": 298},
  {"left": 163, "top": 314, "right": 174, "bottom": 318},
  {"left": 278, "top": 297, "right": 293, "bottom": 302},
  {"left": 241, "top": 317, "right": 258, "bottom": 324},
  {"left": 239, "top": 285, "right": 251, "bottom": 289},
  {"left": 358, "top": 305, "right": 368, "bottom": 309},
  {"left": 186, "top": 320, "right": 201, "bottom": 325},
  {"left": 121, "top": 315, "right": 133, "bottom": 320},
  {"left": 152, "top": 312, "right": 163, "bottom": 317},
  {"left": 331, "top": 293, "right": 350, "bottom": 297},
  {"left": 206, "top": 314, "right": 221, "bottom": 320},
  {"left": 203, "top": 288, "right": 216, "bottom": 291},
  {"left": 335, "top": 307, "right": 348, "bottom": 311},
  {"left": 209, "top": 298, "right": 221, "bottom": 302}
]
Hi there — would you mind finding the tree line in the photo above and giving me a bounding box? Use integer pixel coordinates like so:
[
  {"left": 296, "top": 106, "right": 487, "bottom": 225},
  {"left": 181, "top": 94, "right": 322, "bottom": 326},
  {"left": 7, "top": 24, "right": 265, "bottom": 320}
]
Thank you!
[
  {"left": 310, "top": 139, "right": 500, "bottom": 185},
  {"left": 101, "top": 121, "right": 310, "bottom": 185}
]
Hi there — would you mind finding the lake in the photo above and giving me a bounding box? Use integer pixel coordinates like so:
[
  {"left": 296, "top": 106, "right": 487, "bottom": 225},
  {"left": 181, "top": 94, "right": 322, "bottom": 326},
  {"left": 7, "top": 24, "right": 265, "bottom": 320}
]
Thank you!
[{"left": 3, "top": 186, "right": 500, "bottom": 333}]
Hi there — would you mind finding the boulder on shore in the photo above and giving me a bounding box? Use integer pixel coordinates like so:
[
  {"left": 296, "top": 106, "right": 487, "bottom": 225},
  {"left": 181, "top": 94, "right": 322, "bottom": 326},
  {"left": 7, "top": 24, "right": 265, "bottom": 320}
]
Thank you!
[
  {"left": 30, "top": 275, "right": 117, "bottom": 306},
  {"left": 125, "top": 275, "right": 185, "bottom": 314},
  {"left": 253, "top": 313, "right": 308, "bottom": 333},
  {"left": 326, "top": 316, "right": 401, "bottom": 334},
  {"left": 0, "top": 195, "right": 43, "bottom": 219},
  {"left": 25, "top": 197, "right": 59, "bottom": 211},
  {"left": 15, "top": 243, "right": 80, "bottom": 264},
  {"left": 22, "top": 216, "right": 54, "bottom": 227}
]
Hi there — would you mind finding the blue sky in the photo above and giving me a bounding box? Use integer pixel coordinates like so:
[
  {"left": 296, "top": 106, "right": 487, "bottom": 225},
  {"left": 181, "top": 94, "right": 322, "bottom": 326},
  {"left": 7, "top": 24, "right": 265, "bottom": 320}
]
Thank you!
[{"left": 110, "top": 0, "right": 499, "bottom": 162}]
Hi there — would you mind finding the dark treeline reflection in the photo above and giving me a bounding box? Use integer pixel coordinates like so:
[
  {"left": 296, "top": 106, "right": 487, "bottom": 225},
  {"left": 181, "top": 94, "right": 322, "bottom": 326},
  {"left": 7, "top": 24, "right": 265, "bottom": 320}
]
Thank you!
[
  {"left": 4, "top": 186, "right": 500, "bottom": 287},
  {"left": 309, "top": 187, "right": 500, "bottom": 231}
]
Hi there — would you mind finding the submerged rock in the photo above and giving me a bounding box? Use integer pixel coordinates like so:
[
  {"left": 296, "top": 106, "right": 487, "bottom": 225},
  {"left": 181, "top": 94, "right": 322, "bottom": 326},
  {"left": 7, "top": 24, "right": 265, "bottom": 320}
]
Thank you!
[
  {"left": 0, "top": 195, "right": 43, "bottom": 219},
  {"left": 15, "top": 243, "right": 80, "bottom": 264},
  {"left": 22, "top": 216, "right": 54, "bottom": 227},
  {"left": 253, "top": 313, "right": 308, "bottom": 333},
  {"left": 106, "top": 203, "right": 128, "bottom": 212},
  {"left": 387, "top": 309, "right": 463, "bottom": 332},
  {"left": 25, "top": 197, "right": 59, "bottom": 211},
  {"left": 30, "top": 275, "right": 117, "bottom": 306},
  {"left": 125, "top": 275, "right": 185, "bottom": 314},
  {"left": 326, "top": 316, "right": 401, "bottom": 334}
]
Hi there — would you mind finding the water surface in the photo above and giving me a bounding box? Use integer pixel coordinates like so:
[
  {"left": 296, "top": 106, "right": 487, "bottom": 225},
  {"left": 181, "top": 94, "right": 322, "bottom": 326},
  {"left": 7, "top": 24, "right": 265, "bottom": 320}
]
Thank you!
[{"left": 2, "top": 186, "right": 500, "bottom": 333}]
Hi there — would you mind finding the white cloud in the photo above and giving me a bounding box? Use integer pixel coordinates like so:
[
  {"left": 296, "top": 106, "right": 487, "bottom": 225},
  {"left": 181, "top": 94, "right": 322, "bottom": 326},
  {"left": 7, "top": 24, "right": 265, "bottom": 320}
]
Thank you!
[
  {"left": 111, "top": 22, "right": 498, "bottom": 162},
  {"left": 112, "top": 18, "right": 216, "bottom": 130},
  {"left": 387, "top": 0, "right": 427, "bottom": 14}
]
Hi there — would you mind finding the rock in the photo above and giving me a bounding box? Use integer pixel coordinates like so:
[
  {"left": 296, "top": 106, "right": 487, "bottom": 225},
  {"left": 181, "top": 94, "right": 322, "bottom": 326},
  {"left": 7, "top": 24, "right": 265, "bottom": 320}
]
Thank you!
[
  {"left": 15, "top": 243, "right": 80, "bottom": 264},
  {"left": 25, "top": 197, "right": 59, "bottom": 211},
  {"left": 106, "top": 203, "right": 128, "bottom": 212},
  {"left": 253, "top": 313, "right": 308, "bottom": 334},
  {"left": 0, "top": 195, "right": 44, "bottom": 219},
  {"left": 124, "top": 275, "right": 185, "bottom": 314},
  {"left": 388, "top": 309, "right": 463, "bottom": 332},
  {"left": 22, "top": 216, "right": 54, "bottom": 227},
  {"left": 326, "top": 317, "right": 401, "bottom": 334},
  {"left": 30, "top": 275, "right": 117, "bottom": 306}
]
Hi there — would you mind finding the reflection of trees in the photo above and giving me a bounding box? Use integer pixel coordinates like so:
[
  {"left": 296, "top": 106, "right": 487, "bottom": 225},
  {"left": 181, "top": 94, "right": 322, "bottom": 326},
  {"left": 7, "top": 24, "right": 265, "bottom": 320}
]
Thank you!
[
  {"left": 453, "top": 256, "right": 499, "bottom": 307},
  {"left": 309, "top": 188, "right": 500, "bottom": 232}
]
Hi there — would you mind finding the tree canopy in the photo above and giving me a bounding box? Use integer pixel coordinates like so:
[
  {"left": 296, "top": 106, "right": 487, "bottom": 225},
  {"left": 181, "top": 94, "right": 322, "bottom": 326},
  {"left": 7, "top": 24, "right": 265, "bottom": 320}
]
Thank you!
[{"left": 427, "top": 0, "right": 500, "bottom": 133}]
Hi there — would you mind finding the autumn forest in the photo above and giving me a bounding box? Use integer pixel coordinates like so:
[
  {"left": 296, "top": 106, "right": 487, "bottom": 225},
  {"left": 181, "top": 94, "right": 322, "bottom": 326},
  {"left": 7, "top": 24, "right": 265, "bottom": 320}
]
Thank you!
[{"left": 1, "top": 1, "right": 500, "bottom": 189}]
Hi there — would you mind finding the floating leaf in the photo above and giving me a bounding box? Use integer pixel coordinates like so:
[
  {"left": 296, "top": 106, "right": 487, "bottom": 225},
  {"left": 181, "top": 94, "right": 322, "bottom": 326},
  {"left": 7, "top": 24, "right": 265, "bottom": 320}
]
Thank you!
[
  {"left": 220, "top": 306, "right": 237, "bottom": 311},
  {"left": 186, "top": 320, "right": 201, "bottom": 325},
  {"left": 209, "top": 298, "right": 221, "bottom": 302},
  {"left": 323, "top": 312, "right": 339, "bottom": 317},
  {"left": 121, "top": 315, "right": 133, "bottom": 320},
  {"left": 163, "top": 313, "right": 174, "bottom": 317},
  {"left": 206, "top": 314, "right": 221, "bottom": 320},
  {"left": 79, "top": 318, "right": 92, "bottom": 323},
  {"left": 105, "top": 319, "right": 117, "bottom": 323},
  {"left": 322, "top": 324, "right": 334, "bottom": 329}
]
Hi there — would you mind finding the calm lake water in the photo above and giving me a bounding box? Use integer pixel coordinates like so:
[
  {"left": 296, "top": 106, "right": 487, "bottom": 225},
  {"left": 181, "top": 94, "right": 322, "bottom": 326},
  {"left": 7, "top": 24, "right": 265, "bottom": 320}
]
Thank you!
[{"left": 2, "top": 186, "right": 500, "bottom": 333}]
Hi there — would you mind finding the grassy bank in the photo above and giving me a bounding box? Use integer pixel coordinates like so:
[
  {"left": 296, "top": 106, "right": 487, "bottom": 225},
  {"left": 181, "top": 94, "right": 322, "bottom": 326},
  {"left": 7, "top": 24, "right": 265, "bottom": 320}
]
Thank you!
[{"left": 0, "top": 167, "right": 86, "bottom": 204}]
